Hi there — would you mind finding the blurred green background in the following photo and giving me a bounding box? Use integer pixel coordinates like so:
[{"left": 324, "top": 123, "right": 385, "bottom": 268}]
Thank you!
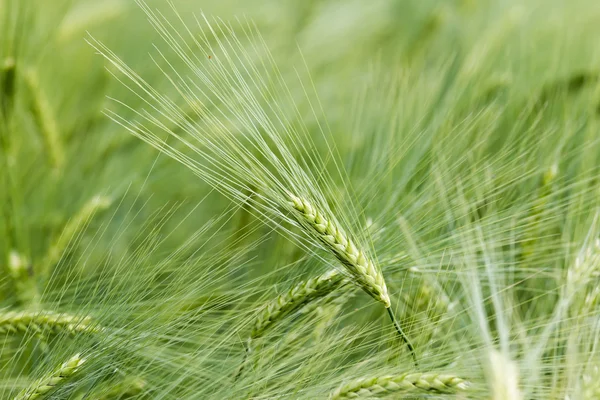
[{"left": 3, "top": 0, "right": 600, "bottom": 398}]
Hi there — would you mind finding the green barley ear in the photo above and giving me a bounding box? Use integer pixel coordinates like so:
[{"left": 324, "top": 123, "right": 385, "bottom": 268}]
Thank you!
[
  {"left": 41, "top": 194, "right": 112, "bottom": 277},
  {"left": 330, "top": 372, "right": 469, "bottom": 399},
  {"left": 0, "top": 309, "right": 103, "bottom": 336},
  {"left": 250, "top": 269, "right": 348, "bottom": 342},
  {"left": 236, "top": 269, "right": 349, "bottom": 380},
  {"left": 289, "top": 194, "right": 416, "bottom": 361},
  {"left": 15, "top": 353, "right": 86, "bottom": 400},
  {"left": 95, "top": 376, "right": 147, "bottom": 400},
  {"left": 57, "top": 0, "right": 129, "bottom": 43},
  {"left": 23, "top": 69, "right": 64, "bottom": 170}
]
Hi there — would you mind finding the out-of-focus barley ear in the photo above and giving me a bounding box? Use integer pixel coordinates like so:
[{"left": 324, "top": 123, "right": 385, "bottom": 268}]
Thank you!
[
  {"left": 308, "top": 289, "right": 355, "bottom": 340},
  {"left": 41, "top": 194, "right": 112, "bottom": 277},
  {"left": 235, "top": 269, "right": 348, "bottom": 380},
  {"left": 15, "top": 353, "right": 86, "bottom": 400},
  {"left": 0, "top": 309, "right": 104, "bottom": 336},
  {"left": 330, "top": 372, "right": 469, "bottom": 399},
  {"left": 23, "top": 69, "right": 64, "bottom": 170},
  {"left": 250, "top": 269, "right": 348, "bottom": 342},
  {"left": 1, "top": 57, "right": 16, "bottom": 120},
  {"left": 57, "top": 0, "right": 129, "bottom": 43},
  {"left": 289, "top": 194, "right": 416, "bottom": 362},
  {"left": 405, "top": 8, "right": 446, "bottom": 61},
  {"left": 488, "top": 350, "right": 522, "bottom": 400},
  {"left": 399, "top": 278, "right": 456, "bottom": 348},
  {"left": 567, "top": 234, "right": 600, "bottom": 321},
  {"left": 8, "top": 250, "right": 40, "bottom": 306},
  {"left": 537, "top": 71, "right": 599, "bottom": 107},
  {"left": 95, "top": 376, "right": 147, "bottom": 400},
  {"left": 520, "top": 163, "right": 558, "bottom": 261}
]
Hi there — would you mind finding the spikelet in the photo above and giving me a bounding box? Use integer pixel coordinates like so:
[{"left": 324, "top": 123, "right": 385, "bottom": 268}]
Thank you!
[
  {"left": 330, "top": 372, "right": 469, "bottom": 399},
  {"left": 15, "top": 353, "right": 86, "bottom": 400},
  {"left": 0, "top": 310, "right": 103, "bottom": 336},
  {"left": 289, "top": 195, "right": 390, "bottom": 308}
]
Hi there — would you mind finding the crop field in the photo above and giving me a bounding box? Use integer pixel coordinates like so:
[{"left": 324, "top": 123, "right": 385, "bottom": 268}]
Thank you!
[{"left": 2, "top": 0, "right": 600, "bottom": 398}]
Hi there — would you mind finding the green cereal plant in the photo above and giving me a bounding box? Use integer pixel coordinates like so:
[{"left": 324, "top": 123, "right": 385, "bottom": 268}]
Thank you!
[
  {"left": 330, "top": 372, "right": 469, "bottom": 399},
  {"left": 289, "top": 195, "right": 416, "bottom": 361},
  {"left": 23, "top": 69, "right": 64, "bottom": 170},
  {"left": 581, "top": 365, "right": 600, "bottom": 400},
  {"left": 236, "top": 269, "right": 348, "bottom": 380},
  {"left": 8, "top": 250, "right": 39, "bottom": 306},
  {"left": 250, "top": 269, "right": 348, "bottom": 343},
  {"left": 94, "top": 376, "right": 147, "bottom": 400},
  {"left": 42, "top": 194, "right": 112, "bottom": 276},
  {"left": 0, "top": 310, "right": 103, "bottom": 336},
  {"left": 15, "top": 353, "right": 86, "bottom": 400}
]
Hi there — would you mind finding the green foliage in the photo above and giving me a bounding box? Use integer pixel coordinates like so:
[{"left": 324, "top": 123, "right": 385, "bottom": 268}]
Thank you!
[{"left": 2, "top": 0, "right": 600, "bottom": 398}]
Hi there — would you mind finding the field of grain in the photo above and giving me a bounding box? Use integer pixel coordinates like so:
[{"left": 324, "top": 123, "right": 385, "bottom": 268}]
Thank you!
[{"left": 2, "top": 0, "right": 600, "bottom": 398}]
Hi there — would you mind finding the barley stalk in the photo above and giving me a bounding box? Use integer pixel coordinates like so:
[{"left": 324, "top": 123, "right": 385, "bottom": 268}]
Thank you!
[
  {"left": 289, "top": 195, "right": 415, "bottom": 361},
  {"left": 0, "top": 310, "right": 103, "bottom": 336},
  {"left": 330, "top": 372, "right": 469, "bottom": 399},
  {"left": 289, "top": 195, "right": 389, "bottom": 307},
  {"left": 15, "top": 353, "right": 86, "bottom": 400}
]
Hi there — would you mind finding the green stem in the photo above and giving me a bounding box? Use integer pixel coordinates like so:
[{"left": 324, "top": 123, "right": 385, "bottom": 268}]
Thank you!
[{"left": 387, "top": 306, "right": 418, "bottom": 366}]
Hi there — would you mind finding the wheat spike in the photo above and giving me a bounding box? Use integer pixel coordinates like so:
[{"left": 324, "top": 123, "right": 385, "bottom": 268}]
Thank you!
[
  {"left": 15, "top": 353, "right": 86, "bottom": 400},
  {"left": 0, "top": 310, "right": 103, "bottom": 336},
  {"left": 289, "top": 195, "right": 390, "bottom": 307},
  {"left": 330, "top": 372, "right": 469, "bottom": 399}
]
